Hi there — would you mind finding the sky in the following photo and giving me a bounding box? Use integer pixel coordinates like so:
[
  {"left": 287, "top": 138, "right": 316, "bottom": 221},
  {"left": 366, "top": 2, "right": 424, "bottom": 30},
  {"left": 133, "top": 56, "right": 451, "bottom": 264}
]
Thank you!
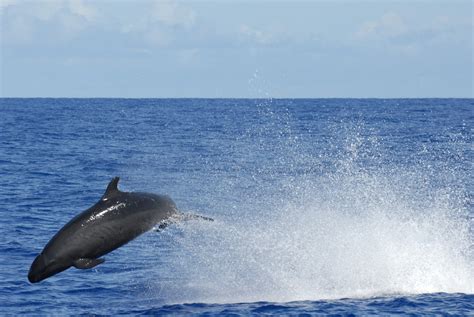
[{"left": 0, "top": 0, "right": 473, "bottom": 98}]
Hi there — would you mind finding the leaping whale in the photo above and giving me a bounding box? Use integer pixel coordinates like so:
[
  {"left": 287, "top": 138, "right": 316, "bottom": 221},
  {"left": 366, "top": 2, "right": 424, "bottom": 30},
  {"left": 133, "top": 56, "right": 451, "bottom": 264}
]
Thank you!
[{"left": 28, "top": 177, "right": 211, "bottom": 283}]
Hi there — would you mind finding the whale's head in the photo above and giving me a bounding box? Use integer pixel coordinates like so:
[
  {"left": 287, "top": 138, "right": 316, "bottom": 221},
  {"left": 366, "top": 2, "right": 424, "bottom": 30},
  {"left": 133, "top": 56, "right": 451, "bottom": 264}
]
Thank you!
[{"left": 28, "top": 253, "right": 70, "bottom": 283}]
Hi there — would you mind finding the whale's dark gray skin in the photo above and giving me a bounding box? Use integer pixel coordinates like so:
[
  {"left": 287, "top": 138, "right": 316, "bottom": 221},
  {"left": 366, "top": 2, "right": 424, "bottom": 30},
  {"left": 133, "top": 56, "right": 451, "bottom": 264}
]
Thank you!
[{"left": 28, "top": 177, "right": 204, "bottom": 283}]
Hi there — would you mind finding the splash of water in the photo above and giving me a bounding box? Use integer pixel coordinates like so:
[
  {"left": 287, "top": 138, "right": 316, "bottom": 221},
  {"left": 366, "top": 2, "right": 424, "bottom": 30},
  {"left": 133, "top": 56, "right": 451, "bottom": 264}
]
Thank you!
[
  {"left": 157, "top": 171, "right": 472, "bottom": 303},
  {"left": 142, "top": 104, "right": 472, "bottom": 304}
]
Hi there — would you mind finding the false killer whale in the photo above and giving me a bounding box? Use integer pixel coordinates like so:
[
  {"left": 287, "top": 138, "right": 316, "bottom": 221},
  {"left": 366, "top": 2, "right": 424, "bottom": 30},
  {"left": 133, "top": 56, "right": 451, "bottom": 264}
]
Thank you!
[{"left": 28, "top": 177, "right": 211, "bottom": 283}]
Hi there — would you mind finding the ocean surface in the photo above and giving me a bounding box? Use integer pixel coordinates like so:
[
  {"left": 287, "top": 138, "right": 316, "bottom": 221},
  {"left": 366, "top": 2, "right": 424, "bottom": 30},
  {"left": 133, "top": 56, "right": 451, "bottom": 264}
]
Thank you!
[{"left": 0, "top": 98, "right": 472, "bottom": 315}]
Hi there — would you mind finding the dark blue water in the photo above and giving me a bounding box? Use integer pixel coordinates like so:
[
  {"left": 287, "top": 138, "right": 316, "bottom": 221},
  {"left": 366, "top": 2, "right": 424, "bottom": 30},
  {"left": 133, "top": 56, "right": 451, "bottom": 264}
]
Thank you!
[{"left": 1, "top": 98, "right": 472, "bottom": 315}]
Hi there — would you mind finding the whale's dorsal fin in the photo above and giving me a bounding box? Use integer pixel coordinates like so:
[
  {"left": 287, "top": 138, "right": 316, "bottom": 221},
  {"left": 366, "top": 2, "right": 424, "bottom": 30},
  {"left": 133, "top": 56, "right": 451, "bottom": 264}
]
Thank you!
[{"left": 102, "top": 177, "right": 120, "bottom": 200}]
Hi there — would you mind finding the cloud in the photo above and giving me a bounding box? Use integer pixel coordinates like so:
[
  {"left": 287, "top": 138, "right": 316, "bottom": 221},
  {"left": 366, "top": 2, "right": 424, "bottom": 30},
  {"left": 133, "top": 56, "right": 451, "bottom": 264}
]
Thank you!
[
  {"left": 355, "top": 12, "right": 408, "bottom": 40},
  {"left": 68, "top": 0, "right": 98, "bottom": 21},
  {"left": 1, "top": 0, "right": 99, "bottom": 44},
  {"left": 1, "top": 1, "right": 198, "bottom": 51},
  {"left": 0, "top": 0, "right": 97, "bottom": 21},
  {"left": 0, "top": 0, "right": 24, "bottom": 14},
  {"left": 118, "top": 1, "right": 197, "bottom": 47},
  {"left": 150, "top": 0, "right": 196, "bottom": 28},
  {"left": 352, "top": 10, "right": 471, "bottom": 57},
  {"left": 38, "top": 3, "right": 64, "bottom": 21},
  {"left": 0, "top": 0, "right": 18, "bottom": 12}
]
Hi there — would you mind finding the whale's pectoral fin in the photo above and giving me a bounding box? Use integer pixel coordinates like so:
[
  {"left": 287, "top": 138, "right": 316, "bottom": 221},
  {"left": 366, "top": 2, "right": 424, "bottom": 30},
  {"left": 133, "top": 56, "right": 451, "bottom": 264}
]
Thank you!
[{"left": 73, "top": 258, "right": 105, "bottom": 269}]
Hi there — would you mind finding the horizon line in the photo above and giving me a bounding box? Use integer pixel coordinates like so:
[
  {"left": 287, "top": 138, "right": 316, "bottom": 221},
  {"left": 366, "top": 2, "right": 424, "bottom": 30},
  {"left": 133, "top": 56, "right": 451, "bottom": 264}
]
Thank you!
[{"left": 1, "top": 97, "right": 473, "bottom": 100}]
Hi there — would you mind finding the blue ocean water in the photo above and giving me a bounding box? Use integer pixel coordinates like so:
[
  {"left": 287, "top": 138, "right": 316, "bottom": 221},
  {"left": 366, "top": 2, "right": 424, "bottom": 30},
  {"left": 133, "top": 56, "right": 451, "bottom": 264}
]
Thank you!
[{"left": 0, "top": 98, "right": 472, "bottom": 315}]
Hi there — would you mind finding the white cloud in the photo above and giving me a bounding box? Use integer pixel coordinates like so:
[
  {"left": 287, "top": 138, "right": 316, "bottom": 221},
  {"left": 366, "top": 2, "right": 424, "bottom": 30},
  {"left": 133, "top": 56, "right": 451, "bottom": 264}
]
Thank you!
[
  {"left": 352, "top": 10, "right": 471, "bottom": 57},
  {"left": 117, "top": 1, "right": 197, "bottom": 47},
  {"left": 1, "top": 0, "right": 97, "bottom": 21},
  {"left": 0, "top": 0, "right": 18, "bottom": 12},
  {"left": 33, "top": 1, "right": 63, "bottom": 21},
  {"left": 150, "top": 0, "right": 196, "bottom": 28},
  {"left": 1, "top": 0, "right": 100, "bottom": 44},
  {"left": 355, "top": 12, "right": 408, "bottom": 40},
  {"left": 352, "top": 12, "right": 422, "bottom": 56},
  {"left": 68, "top": 0, "right": 98, "bottom": 21}
]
